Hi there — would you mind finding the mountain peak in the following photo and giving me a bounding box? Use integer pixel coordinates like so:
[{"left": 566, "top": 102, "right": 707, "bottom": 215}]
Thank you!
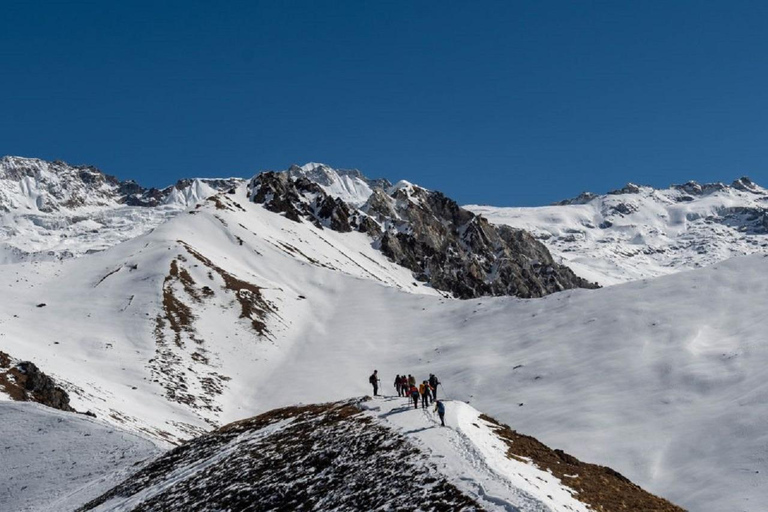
[{"left": 283, "top": 162, "right": 391, "bottom": 206}]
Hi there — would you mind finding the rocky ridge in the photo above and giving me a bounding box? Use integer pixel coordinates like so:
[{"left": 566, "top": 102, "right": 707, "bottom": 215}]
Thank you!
[
  {"left": 78, "top": 398, "right": 682, "bottom": 512},
  {"left": 0, "top": 156, "right": 242, "bottom": 211},
  {"left": 248, "top": 171, "right": 597, "bottom": 299}
]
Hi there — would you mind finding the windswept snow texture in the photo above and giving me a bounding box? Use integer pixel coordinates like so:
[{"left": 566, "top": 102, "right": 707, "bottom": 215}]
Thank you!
[
  {"left": 468, "top": 178, "right": 768, "bottom": 285},
  {"left": 0, "top": 402, "right": 160, "bottom": 512}
]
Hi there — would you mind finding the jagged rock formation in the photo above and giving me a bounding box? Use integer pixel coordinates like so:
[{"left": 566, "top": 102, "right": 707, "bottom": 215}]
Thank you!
[
  {"left": 0, "top": 351, "right": 74, "bottom": 412},
  {"left": 248, "top": 172, "right": 597, "bottom": 298},
  {"left": 286, "top": 162, "right": 391, "bottom": 206}
]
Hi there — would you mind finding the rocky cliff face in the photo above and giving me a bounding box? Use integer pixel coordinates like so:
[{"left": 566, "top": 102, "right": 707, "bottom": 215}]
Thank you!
[{"left": 248, "top": 172, "right": 598, "bottom": 299}]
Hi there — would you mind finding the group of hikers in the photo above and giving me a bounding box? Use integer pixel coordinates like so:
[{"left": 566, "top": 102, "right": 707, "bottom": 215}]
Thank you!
[{"left": 368, "top": 370, "right": 446, "bottom": 426}]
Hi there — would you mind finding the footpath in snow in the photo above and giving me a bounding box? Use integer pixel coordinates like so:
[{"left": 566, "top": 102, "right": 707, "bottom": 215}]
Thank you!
[{"left": 362, "top": 395, "right": 589, "bottom": 512}]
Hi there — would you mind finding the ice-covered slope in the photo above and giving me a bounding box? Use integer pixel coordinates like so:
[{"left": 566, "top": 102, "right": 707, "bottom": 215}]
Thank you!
[
  {"left": 0, "top": 402, "right": 160, "bottom": 512},
  {"left": 468, "top": 178, "right": 768, "bottom": 285},
  {"left": 1, "top": 181, "right": 767, "bottom": 510},
  {"left": 0, "top": 156, "right": 242, "bottom": 263}
]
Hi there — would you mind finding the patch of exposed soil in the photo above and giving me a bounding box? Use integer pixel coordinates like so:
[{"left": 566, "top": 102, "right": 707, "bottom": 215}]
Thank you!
[
  {"left": 151, "top": 258, "right": 223, "bottom": 417},
  {"left": 479, "top": 414, "right": 685, "bottom": 512},
  {"left": 206, "top": 194, "right": 246, "bottom": 212},
  {"left": 178, "top": 240, "right": 274, "bottom": 336},
  {"left": 94, "top": 266, "right": 122, "bottom": 287}
]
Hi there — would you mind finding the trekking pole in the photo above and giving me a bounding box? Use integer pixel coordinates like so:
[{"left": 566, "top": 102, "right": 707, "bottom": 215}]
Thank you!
[{"left": 440, "top": 382, "right": 450, "bottom": 401}]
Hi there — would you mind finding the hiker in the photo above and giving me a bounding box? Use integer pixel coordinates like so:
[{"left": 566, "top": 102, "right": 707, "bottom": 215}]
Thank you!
[
  {"left": 429, "top": 374, "right": 440, "bottom": 400},
  {"left": 369, "top": 370, "right": 379, "bottom": 396},
  {"left": 399, "top": 375, "right": 408, "bottom": 396},
  {"left": 434, "top": 400, "right": 446, "bottom": 426},
  {"left": 394, "top": 375, "right": 402, "bottom": 396},
  {"left": 409, "top": 385, "right": 420, "bottom": 409},
  {"left": 408, "top": 374, "right": 416, "bottom": 388},
  {"left": 420, "top": 381, "right": 432, "bottom": 408}
]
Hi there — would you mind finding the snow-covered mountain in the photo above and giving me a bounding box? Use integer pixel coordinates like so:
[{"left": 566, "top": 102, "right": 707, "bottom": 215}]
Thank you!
[
  {"left": 0, "top": 156, "right": 242, "bottom": 263},
  {"left": 469, "top": 178, "right": 768, "bottom": 285},
  {"left": 3, "top": 156, "right": 768, "bottom": 511},
  {"left": 285, "top": 162, "right": 391, "bottom": 206},
  {"left": 249, "top": 171, "right": 595, "bottom": 298}
]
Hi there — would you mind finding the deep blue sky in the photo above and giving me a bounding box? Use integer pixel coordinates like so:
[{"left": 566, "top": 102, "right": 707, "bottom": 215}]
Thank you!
[{"left": 3, "top": 1, "right": 768, "bottom": 206}]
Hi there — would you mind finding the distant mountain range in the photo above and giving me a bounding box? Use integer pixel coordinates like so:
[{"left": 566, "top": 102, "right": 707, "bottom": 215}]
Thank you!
[{"left": 469, "top": 176, "right": 768, "bottom": 285}]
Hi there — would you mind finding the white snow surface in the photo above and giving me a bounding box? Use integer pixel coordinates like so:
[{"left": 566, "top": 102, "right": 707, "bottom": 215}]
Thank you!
[
  {"left": 1, "top": 180, "right": 767, "bottom": 510},
  {"left": 363, "top": 397, "right": 590, "bottom": 512},
  {"left": 468, "top": 179, "right": 768, "bottom": 285},
  {"left": 0, "top": 402, "right": 160, "bottom": 512}
]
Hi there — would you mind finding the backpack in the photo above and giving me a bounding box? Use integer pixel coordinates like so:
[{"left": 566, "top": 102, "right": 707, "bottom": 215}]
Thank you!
[{"left": 369, "top": 374, "right": 376, "bottom": 384}]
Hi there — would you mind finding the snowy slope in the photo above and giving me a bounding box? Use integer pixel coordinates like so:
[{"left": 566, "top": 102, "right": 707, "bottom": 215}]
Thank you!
[
  {"left": 364, "top": 397, "right": 593, "bottom": 512},
  {"left": 468, "top": 178, "right": 768, "bottom": 285},
  {"left": 0, "top": 402, "right": 160, "bottom": 512},
  {"left": 0, "top": 182, "right": 767, "bottom": 510}
]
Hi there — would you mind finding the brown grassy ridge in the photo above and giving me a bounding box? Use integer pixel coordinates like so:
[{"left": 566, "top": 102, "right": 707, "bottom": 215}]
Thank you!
[
  {"left": 178, "top": 240, "right": 275, "bottom": 336},
  {"left": 478, "top": 414, "right": 685, "bottom": 512}
]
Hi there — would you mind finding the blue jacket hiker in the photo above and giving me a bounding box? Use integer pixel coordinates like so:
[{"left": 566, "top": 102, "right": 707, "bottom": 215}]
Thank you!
[{"left": 434, "top": 400, "right": 445, "bottom": 426}]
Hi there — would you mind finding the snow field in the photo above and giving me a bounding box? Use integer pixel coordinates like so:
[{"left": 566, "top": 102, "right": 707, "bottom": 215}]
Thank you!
[{"left": 0, "top": 402, "right": 161, "bottom": 512}]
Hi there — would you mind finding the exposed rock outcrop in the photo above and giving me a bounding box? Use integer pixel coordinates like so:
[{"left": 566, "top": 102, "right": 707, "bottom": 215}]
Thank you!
[
  {"left": 0, "top": 351, "right": 74, "bottom": 412},
  {"left": 248, "top": 173, "right": 598, "bottom": 299}
]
